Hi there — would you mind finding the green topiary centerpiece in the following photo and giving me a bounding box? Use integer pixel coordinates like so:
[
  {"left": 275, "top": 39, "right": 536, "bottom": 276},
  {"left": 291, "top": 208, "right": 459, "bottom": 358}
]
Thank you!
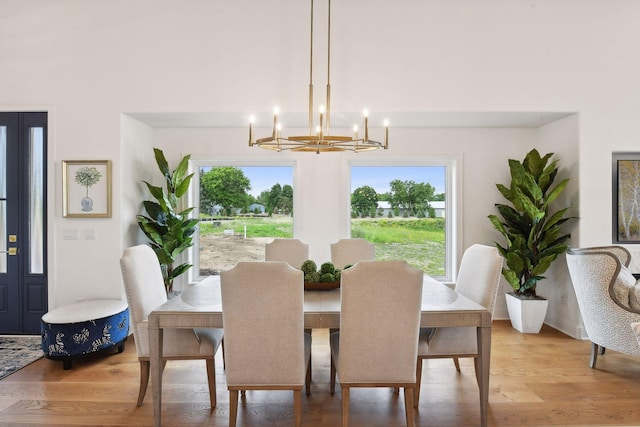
[{"left": 301, "top": 260, "right": 351, "bottom": 289}]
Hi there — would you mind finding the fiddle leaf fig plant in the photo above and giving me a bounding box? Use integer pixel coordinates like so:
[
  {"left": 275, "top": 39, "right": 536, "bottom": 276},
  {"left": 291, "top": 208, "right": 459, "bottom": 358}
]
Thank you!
[
  {"left": 488, "top": 149, "right": 575, "bottom": 298},
  {"left": 137, "top": 148, "right": 198, "bottom": 294}
]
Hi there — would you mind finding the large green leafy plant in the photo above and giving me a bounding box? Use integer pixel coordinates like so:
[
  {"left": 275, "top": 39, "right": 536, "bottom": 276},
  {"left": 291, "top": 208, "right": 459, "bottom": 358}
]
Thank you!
[
  {"left": 137, "top": 148, "right": 198, "bottom": 294},
  {"left": 488, "top": 149, "right": 575, "bottom": 298}
]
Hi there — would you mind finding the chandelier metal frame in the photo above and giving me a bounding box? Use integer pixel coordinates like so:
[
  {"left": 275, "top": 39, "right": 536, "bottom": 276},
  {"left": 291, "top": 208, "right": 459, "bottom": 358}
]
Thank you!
[{"left": 248, "top": 0, "right": 388, "bottom": 154}]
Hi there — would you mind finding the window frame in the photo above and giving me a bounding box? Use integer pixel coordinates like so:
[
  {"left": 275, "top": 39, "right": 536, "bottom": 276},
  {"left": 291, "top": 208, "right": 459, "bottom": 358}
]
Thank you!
[{"left": 346, "top": 156, "right": 461, "bottom": 283}]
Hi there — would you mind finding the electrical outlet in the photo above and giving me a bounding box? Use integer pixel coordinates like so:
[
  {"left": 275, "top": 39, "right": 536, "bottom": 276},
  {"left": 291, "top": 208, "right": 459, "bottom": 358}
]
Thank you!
[
  {"left": 63, "top": 228, "right": 78, "bottom": 240},
  {"left": 560, "top": 294, "right": 567, "bottom": 306}
]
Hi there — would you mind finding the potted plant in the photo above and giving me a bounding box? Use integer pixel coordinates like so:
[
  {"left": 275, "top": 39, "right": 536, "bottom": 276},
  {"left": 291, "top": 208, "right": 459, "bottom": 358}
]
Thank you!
[
  {"left": 137, "top": 148, "right": 199, "bottom": 295},
  {"left": 488, "top": 148, "right": 575, "bottom": 333}
]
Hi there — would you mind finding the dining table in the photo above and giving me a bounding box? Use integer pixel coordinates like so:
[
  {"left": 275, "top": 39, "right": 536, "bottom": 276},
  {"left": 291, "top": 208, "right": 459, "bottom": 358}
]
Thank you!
[{"left": 148, "top": 274, "right": 492, "bottom": 427}]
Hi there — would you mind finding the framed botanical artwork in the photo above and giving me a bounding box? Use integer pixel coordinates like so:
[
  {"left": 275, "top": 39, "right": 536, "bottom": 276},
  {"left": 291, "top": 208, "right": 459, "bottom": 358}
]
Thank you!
[
  {"left": 63, "top": 160, "right": 112, "bottom": 218},
  {"left": 613, "top": 152, "right": 640, "bottom": 243}
]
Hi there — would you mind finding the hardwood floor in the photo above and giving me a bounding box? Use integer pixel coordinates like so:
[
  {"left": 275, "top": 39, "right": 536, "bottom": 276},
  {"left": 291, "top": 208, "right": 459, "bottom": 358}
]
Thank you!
[{"left": 2, "top": 320, "right": 640, "bottom": 426}]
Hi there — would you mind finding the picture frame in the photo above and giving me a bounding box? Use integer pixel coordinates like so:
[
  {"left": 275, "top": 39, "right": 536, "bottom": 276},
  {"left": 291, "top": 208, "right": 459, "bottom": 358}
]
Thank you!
[
  {"left": 612, "top": 152, "right": 640, "bottom": 243},
  {"left": 63, "top": 160, "right": 112, "bottom": 218}
]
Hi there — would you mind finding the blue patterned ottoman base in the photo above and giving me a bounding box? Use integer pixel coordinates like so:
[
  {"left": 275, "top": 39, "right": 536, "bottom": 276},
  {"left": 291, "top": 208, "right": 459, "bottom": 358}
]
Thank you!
[{"left": 41, "top": 299, "right": 129, "bottom": 370}]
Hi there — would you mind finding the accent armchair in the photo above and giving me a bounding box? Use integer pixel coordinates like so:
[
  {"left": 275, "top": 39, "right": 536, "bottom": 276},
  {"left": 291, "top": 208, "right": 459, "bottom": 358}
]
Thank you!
[{"left": 566, "top": 246, "right": 640, "bottom": 368}]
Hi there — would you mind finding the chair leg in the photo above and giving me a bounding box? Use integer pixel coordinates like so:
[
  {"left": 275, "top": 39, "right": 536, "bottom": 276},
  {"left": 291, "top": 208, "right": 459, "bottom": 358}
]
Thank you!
[
  {"left": 305, "top": 328, "right": 312, "bottom": 381},
  {"left": 137, "top": 360, "right": 150, "bottom": 406},
  {"left": 403, "top": 387, "right": 415, "bottom": 427},
  {"left": 600, "top": 346, "right": 606, "bottom": 355},
  {"left": 590, "top": 342, "right": 599, "bottom": 368},
  {"left": 330, "top": 356, "right": 336, "bottom": 395},
  {"left": 473, "top": 356, "right": 481, "bottom": 386},
  {"left": 305, "top": 358, "right": 312, "bottom": 396},
  {"left": 414, "top": 358, "right": 423, "bottom": 408},
  {"left": 453, "top": 357, "right": 461, "bottom": 372},
  {"left": 221, "top": 338, "right": 226, "bottom": 370},
  {"left": 294, "top": 389, "right": 302, "bottom": 427},
  {"left": 206, "top": 358, "right": 217, "bottom": 410},
  {"left": 229, "top": 390, "right": 239, "bottom": 427},
  {"left": 341, "top": 386, "right": 350, "bottom": 427}
]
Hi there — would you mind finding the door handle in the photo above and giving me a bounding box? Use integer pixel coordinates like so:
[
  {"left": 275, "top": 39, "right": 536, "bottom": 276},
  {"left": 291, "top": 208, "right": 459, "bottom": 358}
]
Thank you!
[{"left": 0, "top": 248, "right": 18, "bottom": 255}]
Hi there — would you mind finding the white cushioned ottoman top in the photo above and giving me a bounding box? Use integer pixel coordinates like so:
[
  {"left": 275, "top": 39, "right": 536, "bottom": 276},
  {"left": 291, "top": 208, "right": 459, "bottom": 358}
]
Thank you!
[{"left": 41, "top": 299, "right": 128, "bottom": 324}]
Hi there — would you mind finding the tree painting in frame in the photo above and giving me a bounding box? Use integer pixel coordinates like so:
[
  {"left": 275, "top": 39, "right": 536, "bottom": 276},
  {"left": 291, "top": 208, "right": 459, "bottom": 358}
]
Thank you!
[
  {"left": 63, "top": 160, "right": 112, "bottom": 218},
  {"left": 613, "top": 153, "right": 640, "bottom": 243}
]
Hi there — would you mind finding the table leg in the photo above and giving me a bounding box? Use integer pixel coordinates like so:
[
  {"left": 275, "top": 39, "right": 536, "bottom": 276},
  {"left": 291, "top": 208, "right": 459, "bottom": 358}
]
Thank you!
[
  {"left": 477, "top": 324, "right": 491, "bottom": 427},
  {"left": 149, "top": 316, "right": 163, "bottom": 427}
]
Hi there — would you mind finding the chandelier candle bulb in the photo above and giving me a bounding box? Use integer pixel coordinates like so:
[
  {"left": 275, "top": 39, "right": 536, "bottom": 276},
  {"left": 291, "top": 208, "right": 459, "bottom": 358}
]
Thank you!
[
  {"left": 248, "top": 116, "right": 254, "bottom": 146},
  {"left": 272, "top": 107, "right": 280, "bottom": 139},
  {"left": 384, "top": 119, "right": 389, "bottom": 149},
  {"left": 363, "top": 110, "right": 369, "bottom": 142},
  {"left": 276, "top": 123, "right": 283, "bottom": 151}
]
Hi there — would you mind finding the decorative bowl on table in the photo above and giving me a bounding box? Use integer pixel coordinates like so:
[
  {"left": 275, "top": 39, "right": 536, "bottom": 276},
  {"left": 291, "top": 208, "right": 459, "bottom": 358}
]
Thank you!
[{"left": 304, "top": 280, "right": 340, "bottom": 290}]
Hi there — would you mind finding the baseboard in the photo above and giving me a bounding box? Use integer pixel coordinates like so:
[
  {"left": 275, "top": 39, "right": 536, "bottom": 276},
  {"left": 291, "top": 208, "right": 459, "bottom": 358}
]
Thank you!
[{"left": 492, "top": 316, "right": 589, "bottom": 340}]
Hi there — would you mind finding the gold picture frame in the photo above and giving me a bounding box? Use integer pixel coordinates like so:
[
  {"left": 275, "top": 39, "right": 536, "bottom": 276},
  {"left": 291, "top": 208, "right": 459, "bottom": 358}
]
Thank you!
[{"left": 63, "top": 160, "right": 112, "bottom": 218}]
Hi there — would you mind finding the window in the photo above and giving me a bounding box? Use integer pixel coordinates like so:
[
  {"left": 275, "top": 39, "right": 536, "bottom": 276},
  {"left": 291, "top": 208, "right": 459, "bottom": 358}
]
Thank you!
[
  {"left": 350, "top": 161, "right": 455, "bottom": 281},
  {"left": 195, "top": 164, "right": 294, "bottom": 277}
]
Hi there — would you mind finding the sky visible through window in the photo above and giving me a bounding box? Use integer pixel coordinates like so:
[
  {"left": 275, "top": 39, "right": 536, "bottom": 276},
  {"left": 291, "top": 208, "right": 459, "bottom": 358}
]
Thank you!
[
  {"left": 351, "top": 166, "right": 446, "bottom": 194},
  {"left": 239, "top": 166, "right": 292, "bottom": 197},
  {"left": 200, "top": 166, "right": 293, "bottom": 197},
  {"left": 202, "top": 165, "right": 445, "bottom": 198}
]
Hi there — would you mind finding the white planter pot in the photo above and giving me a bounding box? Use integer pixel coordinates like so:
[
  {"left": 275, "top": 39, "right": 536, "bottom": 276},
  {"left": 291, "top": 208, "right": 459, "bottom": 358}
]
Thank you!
[{"left": 505, "top": 293, "right": 549, "bottom": 333}]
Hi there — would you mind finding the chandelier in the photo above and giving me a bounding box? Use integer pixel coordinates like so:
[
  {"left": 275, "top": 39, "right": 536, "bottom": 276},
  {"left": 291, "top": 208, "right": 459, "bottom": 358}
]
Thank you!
[{"left": 248, "top": 0, "right": 388, "bottom": 154}]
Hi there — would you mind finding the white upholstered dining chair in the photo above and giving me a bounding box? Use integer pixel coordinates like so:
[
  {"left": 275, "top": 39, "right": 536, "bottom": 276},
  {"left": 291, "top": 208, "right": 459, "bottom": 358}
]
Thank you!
[
  {"left": 414, "top": 243, "right": 503, "bottom": 407},
  {"left": 330, "top": 260, "right": 423, "bottom": 427},
  {"left": 264, "top": 238, "right": 310, "bottom": 269},
  {"left": 330, "top": 238, "right": 375, "bottom": 270},
  {"left": 566, "top": 246, "right": 640, "bottom": 368},
  {"left": 221, "top": 261, "right": 311, "bottom": 427},
  {"left": 119, "top": 245, "right": 224, "bottom": 408}
]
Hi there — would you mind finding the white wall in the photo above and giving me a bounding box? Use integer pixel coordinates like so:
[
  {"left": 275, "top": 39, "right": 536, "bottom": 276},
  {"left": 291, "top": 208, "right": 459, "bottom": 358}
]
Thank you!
[
  {"left": 3, "top": 0, "right": 640, "bottom": 337},
  {"left": 535, "top": 114, "right": 582, "bottom": 336},
  {"left": 120, "top": 115, "right": 154, "bottom": 250}
]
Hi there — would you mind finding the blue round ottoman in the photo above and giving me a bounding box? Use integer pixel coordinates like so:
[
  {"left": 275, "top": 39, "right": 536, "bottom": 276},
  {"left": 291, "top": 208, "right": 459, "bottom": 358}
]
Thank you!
[{"left": 41, "top": 299, "right": 129, "bottom": 370}]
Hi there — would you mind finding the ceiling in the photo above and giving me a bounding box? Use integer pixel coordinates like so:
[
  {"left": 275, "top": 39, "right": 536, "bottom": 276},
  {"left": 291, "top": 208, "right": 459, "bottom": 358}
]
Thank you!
[{"left": 126, "top": 111, "right": 575, "bottom": 129}]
